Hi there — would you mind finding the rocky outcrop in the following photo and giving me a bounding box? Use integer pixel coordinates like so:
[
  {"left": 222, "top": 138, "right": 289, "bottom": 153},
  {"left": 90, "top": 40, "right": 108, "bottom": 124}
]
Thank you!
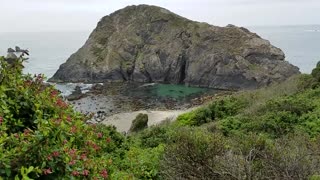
[
  {"left": 49, "top": 5, "right": 300, "bottom": 90},
  {"left": 66, "top": 86, "right": 85, "bottom": 101}
]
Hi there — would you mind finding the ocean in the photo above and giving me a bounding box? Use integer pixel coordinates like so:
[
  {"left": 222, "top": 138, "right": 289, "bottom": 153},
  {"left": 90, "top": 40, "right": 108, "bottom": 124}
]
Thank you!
[
  {"left": 0, "top": 25, "right": 319, "bottom": 95},
  {"left": 248, "top": 25, "right": 320, "bottom": 73},
  {"left": 0, "top": 31, "right": 90, "bottom": 78}
]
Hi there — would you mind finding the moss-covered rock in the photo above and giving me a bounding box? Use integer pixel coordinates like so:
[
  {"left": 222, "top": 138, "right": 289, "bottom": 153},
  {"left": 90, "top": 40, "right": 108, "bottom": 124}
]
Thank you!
[
  {"left": 49, "top": 5, "right": 299, "bottom": 90},
  {"left": 129, "top": 113, "right": 148, "bottom": 133}
]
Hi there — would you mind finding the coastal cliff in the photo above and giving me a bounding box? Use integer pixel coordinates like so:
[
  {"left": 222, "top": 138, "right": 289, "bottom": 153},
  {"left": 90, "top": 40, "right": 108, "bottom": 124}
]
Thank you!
[{"left": 49, "top": 5, "right": 299, "bottom": 90}]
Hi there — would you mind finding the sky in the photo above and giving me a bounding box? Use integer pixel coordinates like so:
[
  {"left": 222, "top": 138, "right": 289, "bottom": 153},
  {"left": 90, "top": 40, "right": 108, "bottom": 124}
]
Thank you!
[{"left": 0, "top": 0, "right": 319, "bottom": 32}]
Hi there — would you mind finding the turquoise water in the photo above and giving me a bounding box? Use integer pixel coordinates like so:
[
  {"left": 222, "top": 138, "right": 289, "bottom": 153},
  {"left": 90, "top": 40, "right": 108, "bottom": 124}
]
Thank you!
[
  {"left": 151, "top": 84, "right": 208, "bottom": 99},
  {"left": 123, "top": 83, "right": 213, "bottom": 101}
]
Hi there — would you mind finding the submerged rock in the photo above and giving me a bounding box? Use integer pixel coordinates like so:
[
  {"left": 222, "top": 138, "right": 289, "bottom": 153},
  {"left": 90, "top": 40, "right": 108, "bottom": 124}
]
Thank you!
[
  {"left": 66, "top": 86, "right": 84, "bottom": 101},
  {"left": 49, "top": 5, "right": 299, "bottom": 90}
]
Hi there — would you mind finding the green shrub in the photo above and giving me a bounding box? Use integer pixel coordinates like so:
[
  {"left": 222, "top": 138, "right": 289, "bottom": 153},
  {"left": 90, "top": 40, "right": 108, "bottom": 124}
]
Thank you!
[
  {"left": 138, "top": 122, "right": 174, "bottom": 148},
  {"left": 258, "top": 111, "right": 300, "bottom": 137},
  {"left": 0, "top": 56, "right": 131, "bottom": 179},
  {"left": 176, "top": 96, "right": 244, "bottom": 126},
  {"left": 312, "top": 61, "right": 320, "bottom": 82},
  {"left": 298, "top": 74, "right": 319, "bottom": 89},
  {"left": 299, "top": 108, "right": 320, "bottom": 137},
  {"left": 176, "top": 107, "right": 213, "bottom": 126},
  {"left": 160, "top": 130, "right": 320, "bottom": 180},
  {"left": 160, "top": 128, "right": 227, "bottom": 179},
  {"left": 221, "top": 133, "right": 320, "bottom": 179},
  {"left": 113, "top": 145, "right": 165, "bottom": 179},
  {"left": 129, "top": 113, "right": 148, "bottom": 133},
  {"left": 218, "top": 116, "right": 244, "bottom": 136},
  {"left": 265, "top": 96, "right": 314, "bottom": 116}
]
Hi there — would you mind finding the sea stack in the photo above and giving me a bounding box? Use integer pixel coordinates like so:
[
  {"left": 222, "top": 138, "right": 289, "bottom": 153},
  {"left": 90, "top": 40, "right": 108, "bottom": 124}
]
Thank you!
[{"left": 49, "top": 5, "right": 300, "bottom": 90}]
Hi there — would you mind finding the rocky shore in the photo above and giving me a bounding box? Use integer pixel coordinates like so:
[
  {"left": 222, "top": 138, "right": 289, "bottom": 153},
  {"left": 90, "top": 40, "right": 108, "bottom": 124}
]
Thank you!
[{"left": 64, "top": 82, "right": 227, "bottom": 128}]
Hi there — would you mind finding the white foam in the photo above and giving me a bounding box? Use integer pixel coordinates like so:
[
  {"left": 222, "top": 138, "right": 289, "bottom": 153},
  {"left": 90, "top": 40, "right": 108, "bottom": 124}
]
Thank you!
[{"left": 50, "top": 83, "right": 94, "bottom": 97}]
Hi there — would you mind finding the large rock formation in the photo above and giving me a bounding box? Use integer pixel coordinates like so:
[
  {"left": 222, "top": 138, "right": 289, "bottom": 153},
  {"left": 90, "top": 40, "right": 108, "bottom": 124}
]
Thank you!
[{"left": 49, "top": 5, "right": 299, "bottom": 90}]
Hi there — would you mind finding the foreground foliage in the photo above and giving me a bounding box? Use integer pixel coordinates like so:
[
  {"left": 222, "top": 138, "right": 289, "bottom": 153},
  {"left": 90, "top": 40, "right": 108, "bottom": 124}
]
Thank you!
[
  {"left": 0, "top": 57, "right": 163, "bottom": 179},
  {"left": 2, "top": 55, "right": 320, "bottom": 179}
]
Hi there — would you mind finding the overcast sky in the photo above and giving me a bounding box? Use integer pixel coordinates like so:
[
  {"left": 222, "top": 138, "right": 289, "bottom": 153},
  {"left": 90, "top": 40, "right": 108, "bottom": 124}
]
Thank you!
[{"left": 1, "top": 0, "right": 319, "bottom": 32}]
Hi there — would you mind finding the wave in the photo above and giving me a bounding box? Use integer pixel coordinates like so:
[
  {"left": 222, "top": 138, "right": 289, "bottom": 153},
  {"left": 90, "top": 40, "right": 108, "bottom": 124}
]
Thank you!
[{"left": 47, "top": 82, "right": 95, "bottom": 97}]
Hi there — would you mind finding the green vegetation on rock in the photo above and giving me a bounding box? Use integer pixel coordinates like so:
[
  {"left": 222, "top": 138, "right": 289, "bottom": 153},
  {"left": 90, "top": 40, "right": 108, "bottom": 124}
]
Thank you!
[{"left": 129, "top": 113, "right": 148, "bottom": 133}]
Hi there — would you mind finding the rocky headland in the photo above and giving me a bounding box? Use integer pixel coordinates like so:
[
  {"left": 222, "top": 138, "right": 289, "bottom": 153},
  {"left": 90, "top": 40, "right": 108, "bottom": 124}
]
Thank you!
[
  {"left": 49, "top": 5, "right": 299, "bottom": 90},
  {"left": 50, "top": 5, "right": 301, "bottom": 131}
]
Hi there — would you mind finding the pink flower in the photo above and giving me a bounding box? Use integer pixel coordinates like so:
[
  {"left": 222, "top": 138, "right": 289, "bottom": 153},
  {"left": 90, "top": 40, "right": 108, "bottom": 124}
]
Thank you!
[
  {"left": 43, "top": 168, "right": 52, "bottom": 175},
  {"left": 68, "top": 148, "right": 78, "bottom": 159},
  {"left": 82, "top": 170, "right": 89, "bottom": 176},
  {"left": 71, "top": 171, "right": 80, "bottom": 176},
  {"left": 100, "top": 169, "right": 108, "bottom": 178},
  {"left": 68, "top": 160, "right": 76, "bottom": 165},
  {"left": 52, "top": 151, "right": 59, "bottom": 157},
  {"left": 63, "top": 140, "right": 68, "bottom": 145},
  {"left": 56, "top": 98, "right": 68, "bottom": 108},
  {"left": 50, "top": 90, "right": 58, "bottom": 98},
  {"left": 70, "top": 126, "right": 77, "bottom": 133},
  {"left": 92, "top": 143, "right": 101, "bottom": 151},
  {"left": 80, "top": 153, "right": 87, "bottom": 160},
  {"left": 97, "top": 132, "right": 103, "bottom": 138},
  {"left": 106, "top": 137, "right": 111, "bottom": 143},
  {"left": 47, "top": 155, "right": 52, "bottom": 161},
  {"left": 69, "top": 148, "right": 76, "bottom": 155},
  {"left": 54, "top": 118, "right": 62, "bottom": 125},
  {"left": 86, "top": 141, "right": 93, "bottom": 146},
  {"left": 66, "top": 116, "right": 72, "bottom": 122}
]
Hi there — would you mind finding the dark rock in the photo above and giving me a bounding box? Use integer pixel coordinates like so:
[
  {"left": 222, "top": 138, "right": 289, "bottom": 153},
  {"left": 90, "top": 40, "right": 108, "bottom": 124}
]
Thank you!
[
  {"left": 49, "top": 5, "right": 299, "bottom": 90},
  {"left": 67, "top": 86, "right": 84, "bottom": 101}
]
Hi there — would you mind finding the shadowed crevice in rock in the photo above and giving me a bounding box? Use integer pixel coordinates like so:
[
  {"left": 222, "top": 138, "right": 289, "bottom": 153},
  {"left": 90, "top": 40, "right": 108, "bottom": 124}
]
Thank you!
[
  {"left": 178, "top": 52, "right": 187, "bottom": 84},
  {"left": 49, "top": 4, "right": 300, "bottom": 90}
]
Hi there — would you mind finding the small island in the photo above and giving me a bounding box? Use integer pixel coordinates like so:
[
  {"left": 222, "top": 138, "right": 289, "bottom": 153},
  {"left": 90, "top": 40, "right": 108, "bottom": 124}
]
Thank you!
[{"left": 49, "top": 5, "right": 299, "bottom": 90}]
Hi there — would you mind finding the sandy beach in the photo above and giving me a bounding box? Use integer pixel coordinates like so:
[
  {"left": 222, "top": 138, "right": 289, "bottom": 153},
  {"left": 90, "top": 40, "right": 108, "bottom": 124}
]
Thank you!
[{"left": 101, "top": 108, "right": 196, "bottom": 132}]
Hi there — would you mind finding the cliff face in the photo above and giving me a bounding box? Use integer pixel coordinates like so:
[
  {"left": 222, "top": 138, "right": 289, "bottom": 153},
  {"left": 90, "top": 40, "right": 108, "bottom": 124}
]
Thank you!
[{"left": 49, "top": 5, "right": 300, "bottom": 90}]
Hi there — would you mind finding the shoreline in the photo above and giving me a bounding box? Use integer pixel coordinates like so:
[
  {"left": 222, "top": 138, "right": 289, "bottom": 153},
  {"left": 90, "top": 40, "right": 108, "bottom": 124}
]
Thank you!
[{"left": 63, "top": 82, "right": 229, "bottom": 132}]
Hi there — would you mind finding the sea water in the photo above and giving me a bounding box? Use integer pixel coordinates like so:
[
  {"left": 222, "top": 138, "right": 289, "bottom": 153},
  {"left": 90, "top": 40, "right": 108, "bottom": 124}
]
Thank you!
[
  {"left": 126, "top": 83, "right": 211, "bottom": 100},
  {"left": 248, "top": 25, "right": 320, "bottom": 73},
  {"left": 1, "top": 25, "right": 320, "bottom": 96}
]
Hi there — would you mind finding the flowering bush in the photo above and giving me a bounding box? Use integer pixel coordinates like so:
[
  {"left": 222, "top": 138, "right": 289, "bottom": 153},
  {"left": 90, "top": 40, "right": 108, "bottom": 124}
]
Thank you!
[{"left": 0, "top": 56, "right": 127, "bottom": 179}]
